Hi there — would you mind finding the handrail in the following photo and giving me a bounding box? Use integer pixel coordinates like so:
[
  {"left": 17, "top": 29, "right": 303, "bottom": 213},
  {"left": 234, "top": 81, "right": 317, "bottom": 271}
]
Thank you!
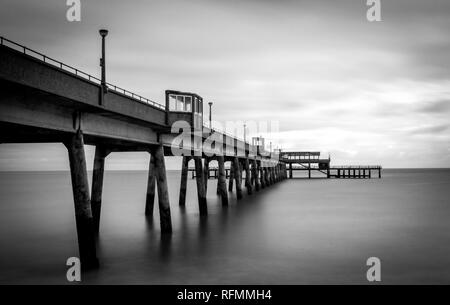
[
  {"left": 330, "top": 165, "right": 382, "bottom": 169},
  {"left": 0, "top": 36, "right": 165, "bottom": 110}
]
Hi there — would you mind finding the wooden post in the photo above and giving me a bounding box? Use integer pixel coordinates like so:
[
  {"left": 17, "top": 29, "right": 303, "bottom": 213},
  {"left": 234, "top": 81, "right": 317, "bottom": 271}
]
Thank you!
[
  {"left": 327, "top": 167, "right": 330, "bottom": 179},
  {"left": 233, "top": 157, "right": 243, "bottom": 199},
  {"left": 65, "top": 131, "right": 98, "bottom": 270},
  {"left": 308, "top": 163, "right": 311, "bottom": 179},
  {"left": 145, "top": 153, "right": 156, "bottom": 215},
  {"left": 378, "top": 168, "right": 381, "bottom": 179},
  {"left": 369, "top": 170, "right": 372, "bottom": 179},
  {"left": 178, "top": 156, "right": 189, "bottom": 206},
  {"left": 217, "top": 156, "right": 228, "bottom": 206},
  {"left": 194, "top": 157, "right": 208, "bottom": 215},
  {"left": 244, "top": 158, "right": 252, "bottom": 195},
  {"left": 91, "top": 145, "right": 109, "bottom": 234},
  {"left": 337, "top": 169, "right": 340, "bottom": 178},
  {"left": 152, "top": 144, "right": 172, "bottom": 233},
  {"left": 289, "top": 163, "right": 293, "bottom": 179}
]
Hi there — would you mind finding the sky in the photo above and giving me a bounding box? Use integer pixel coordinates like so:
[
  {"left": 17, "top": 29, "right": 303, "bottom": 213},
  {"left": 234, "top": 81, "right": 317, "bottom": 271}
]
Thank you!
[{"left": 0, "top": 0, "right": 449, "bottom": 170}]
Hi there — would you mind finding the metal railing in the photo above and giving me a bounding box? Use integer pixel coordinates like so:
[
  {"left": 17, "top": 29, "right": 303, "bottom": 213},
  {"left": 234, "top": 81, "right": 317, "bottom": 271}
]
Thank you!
[
  {"left": 330, "top": 165, "right": 382, "bottom": 169},
  {"left": 0, "top": 36, "right": 165, "bottom": 110},
  {"left": 203, "top": 124, "right": 248, "bottom": 144}
]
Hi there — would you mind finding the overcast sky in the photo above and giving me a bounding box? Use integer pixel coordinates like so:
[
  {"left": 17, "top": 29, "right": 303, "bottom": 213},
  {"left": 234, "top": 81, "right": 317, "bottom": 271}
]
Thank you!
[{"left": 1, "top": 0, "right": 449, "bottom": 170}]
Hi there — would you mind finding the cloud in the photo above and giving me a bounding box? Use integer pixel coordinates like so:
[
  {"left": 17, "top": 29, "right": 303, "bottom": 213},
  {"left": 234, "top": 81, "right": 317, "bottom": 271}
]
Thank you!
[{"left": 1, "top": 0, "right": 450, "bottom": 169}]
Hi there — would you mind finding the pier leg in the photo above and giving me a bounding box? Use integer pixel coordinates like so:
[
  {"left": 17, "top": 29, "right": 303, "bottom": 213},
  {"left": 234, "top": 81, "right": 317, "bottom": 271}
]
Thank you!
[
  {"left": 152, "top": 144, "right": 172, "bottom": 233},
  {"left": 378, "top": 169, "right": 381, "bottom": 179},
  {"left": 260, "top": 165, "right": 265, "bottom": 189},
  {"left": 194, "top": 157, "right": 208, "bottom": 215},
  {"left": 265, "top": 167, "right": 270, "bottom": 186},
  {"left": 91, "top": 145, "right": 109, "bottom": 234},
  {"left": 178, "top": 156, "right": 189, "bottom": 206},
  {"left": 244, "top": 159, "right": 252, "bottom": 195},
  {"left": 308, "top": 164, "right": 311, "bottom": 179},
  {"left": 233, "top": 158, "right": 243, "bottom": 199},
  {"left": 145, "top": 153, "right": 156, "bottom": 215},
  {"left": 203, "top": 157, "right": 210, "bottom": 194},
  {"left": 228, "top": 161, "right": 234, "bottom": 192},
  {"left": 217, "top": 156, "right": 228, "bottom": 206},
  {"left": 65, "top": 131, "right": 98, "bottom": 270},
  {"left": 253, "top": 160, "right": 260, "bottom": 191},
  {"left": 289, "top": 163, "right": 293, "bottom": 179},
  {"left": 369, "top": 170, "right": 372, "bottom": 179}
]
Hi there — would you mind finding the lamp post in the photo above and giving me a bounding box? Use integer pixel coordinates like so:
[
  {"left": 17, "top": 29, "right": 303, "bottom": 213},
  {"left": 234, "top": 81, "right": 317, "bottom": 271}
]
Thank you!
[
  {"left": 208, "top": 102, "right": 213, "bottom": 129},
  {"left": 99, "top": 29, "right": 108, "bottom": 99},
  {"left": 244, "top": 123, "right": 247, "bottom": 143}
]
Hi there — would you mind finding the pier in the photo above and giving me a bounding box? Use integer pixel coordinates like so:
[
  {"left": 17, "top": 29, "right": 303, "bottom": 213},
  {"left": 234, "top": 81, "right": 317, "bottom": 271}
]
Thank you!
[
  {"left": 280, "top": 151, "right": 381, "bottom": 179},
  {"left": 0, "top": 35, "right": 380, "bottom": 270}
]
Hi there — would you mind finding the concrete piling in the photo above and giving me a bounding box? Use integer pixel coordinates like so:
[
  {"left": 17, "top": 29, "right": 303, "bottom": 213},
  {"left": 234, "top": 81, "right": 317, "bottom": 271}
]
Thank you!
[
  {"left": 178, "top": 156, "right": 189, "bottom": 206},
  {"left": 253, "top": 160, "right": 260, "bottom": 191},
  {"left": 228, "top": 160, "right": 234, "bottom": 192},
  {"left": 91, "top": 145, "right": 109, "bottom": 234},
  {"left": 145, "top": 154, "right": 156, "bottom": 216},
  {"left": 194, "top": 157, "right": 208, "bottom": 215},
  {"left": 217, "top": 156, "right": 228, "bottom": 206},
  {"left": 233, "top": 157, "right": 243, "bottom": 199},
  {"left": 244, "top": 159, "right": 252, "bottom": 195},
  {"left": 65, "top": 130, "right": 98, "bottom": 270},
  {"left": 152, "top": 144, "right": 172, "bottom": 233},
  {"left": 203, "top": 157, "right": 210, "bottom": 194}
]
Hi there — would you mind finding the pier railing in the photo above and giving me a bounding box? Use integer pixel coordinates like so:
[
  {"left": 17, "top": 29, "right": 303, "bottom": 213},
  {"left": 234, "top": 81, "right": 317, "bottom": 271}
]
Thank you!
[
  {"left": 0, "top": 36, "right": 165, "bottom": 110},
  {"left": 330, "top": 165, "right": 382, "bottom": 169}
]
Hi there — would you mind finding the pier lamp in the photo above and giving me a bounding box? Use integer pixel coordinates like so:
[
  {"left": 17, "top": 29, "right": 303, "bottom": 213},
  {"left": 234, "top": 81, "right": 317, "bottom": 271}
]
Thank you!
[
  {"left": 99, "top": 29, "right": 109, "bottom": 96},
  {"left": 244, "top": 123, "right": 247, "bottom": 143},
  {"left": 208, "top": 102, "right": 213, "bottom": 129}
]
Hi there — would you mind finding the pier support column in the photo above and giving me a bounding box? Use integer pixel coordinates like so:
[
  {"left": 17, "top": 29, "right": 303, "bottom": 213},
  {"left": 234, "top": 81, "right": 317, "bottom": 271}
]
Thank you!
[
  {"left": 369, "top": 170, "right": 372, "bottom": 179},
  {"left": 378, "top": 169, "right": 381, "bottom": 179},
  {"left": 203, "top": 157, "right": 210, "bottom": 194},
  {"left": 152, "top": 144, "right": 172, "bottom": 233},
  {"left": 327, "top": 168, "right": 330, "bottom": 179},
  {"left": 244, "top": 159, "right": 252, "bottom": 195},
  {"left": 65, "top": 131, "right": 98, "bottom": 270},
  {"left": 233, "top": 158, "right": 243, "bottom": 199},
  {"left": 145, "top": 153, "right": 156, "bottom": 215},
  {"left": 308, "top": 164, "right": 311, "bottom": 179},
  {"left": 178, "top": 156, "right": 190, "bottom": 206},
  {"left": 265, "top": 167, "right": 271, "bottom": 186},
  {"left": 289, "top": 163, "right": 293, "bottom": 179},
  {"left": 228, "top": 160, "right": 234, "bottom": 192},
  {"left": 253, "top": 160, "right": 260, "bottom": 191},
  {"left": 91, "top": 145, "right": 110, "bottom": 234},
  {"left": 260, "top": 165, "right": 266, "bottom": 189},
  {"left": 217, "top": 156, "right": 228, "bottom": 206},
  {"left": 194, "top": 157, "right": 208, "bottom": 215}
]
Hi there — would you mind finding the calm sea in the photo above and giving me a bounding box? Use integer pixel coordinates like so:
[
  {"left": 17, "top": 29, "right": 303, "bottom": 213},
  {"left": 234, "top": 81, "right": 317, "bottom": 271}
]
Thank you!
[{"left": 0, "top": 169, "right": 449, "bottom": 284}]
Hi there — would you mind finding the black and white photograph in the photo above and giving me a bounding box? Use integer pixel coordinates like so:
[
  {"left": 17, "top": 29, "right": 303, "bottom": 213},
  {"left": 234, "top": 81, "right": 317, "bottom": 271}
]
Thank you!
[{"left": 0, "top": 0, "right": 449, "bottom": 292}]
